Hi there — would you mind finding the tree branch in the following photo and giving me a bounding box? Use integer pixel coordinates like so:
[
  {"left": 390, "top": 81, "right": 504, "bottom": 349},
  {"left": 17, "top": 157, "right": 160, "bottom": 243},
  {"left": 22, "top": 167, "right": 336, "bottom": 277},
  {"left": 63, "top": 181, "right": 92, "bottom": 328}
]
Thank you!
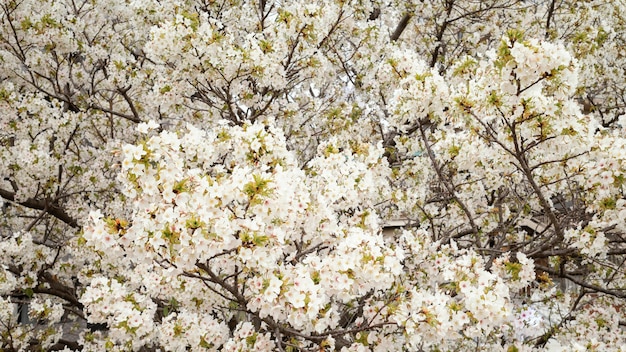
[
  {"left": 390, "top": 14, "right": 411, "bottom": 41},
  {"left": 0, "top": 188, "right": 79, "bottom": 228},
  {"left": 536, "top": 264, "right": 626, "bottom": 299}
]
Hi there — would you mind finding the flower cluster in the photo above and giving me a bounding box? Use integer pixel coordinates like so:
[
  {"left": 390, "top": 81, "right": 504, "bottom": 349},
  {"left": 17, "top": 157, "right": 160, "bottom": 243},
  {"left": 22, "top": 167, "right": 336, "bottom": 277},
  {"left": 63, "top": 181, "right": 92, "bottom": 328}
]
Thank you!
[
  {"left": 80, "top": 120, "right": 409, "bottom": 349},
  {"left": 80, "top": 277, "right": 157, "bottom": 350}
]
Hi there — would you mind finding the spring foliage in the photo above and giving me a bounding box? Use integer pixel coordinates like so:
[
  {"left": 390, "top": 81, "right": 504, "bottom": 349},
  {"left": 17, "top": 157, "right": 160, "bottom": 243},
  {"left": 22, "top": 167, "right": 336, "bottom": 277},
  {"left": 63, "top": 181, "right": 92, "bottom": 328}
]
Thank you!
[{"left": 1, "top": 0, "right": 626, "bottom": 351}]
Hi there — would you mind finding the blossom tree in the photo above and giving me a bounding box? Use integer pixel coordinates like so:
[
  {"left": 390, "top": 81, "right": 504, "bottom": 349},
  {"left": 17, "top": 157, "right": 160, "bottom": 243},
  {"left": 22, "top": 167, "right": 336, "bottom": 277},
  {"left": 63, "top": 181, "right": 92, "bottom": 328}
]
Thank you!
[{"left": 1, "top": 0, "right": 625, "bottom": 351}]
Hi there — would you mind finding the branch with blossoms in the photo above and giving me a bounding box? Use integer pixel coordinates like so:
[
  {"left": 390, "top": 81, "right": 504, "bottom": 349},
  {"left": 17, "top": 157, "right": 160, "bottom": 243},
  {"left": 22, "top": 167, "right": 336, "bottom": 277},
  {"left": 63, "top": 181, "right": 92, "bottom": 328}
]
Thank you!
[
  {"left": 1, "top": 0, "right": 626, "bottom": 351},
  {"left": 0, "top": 188, "right": 79, "bottom": 229}
]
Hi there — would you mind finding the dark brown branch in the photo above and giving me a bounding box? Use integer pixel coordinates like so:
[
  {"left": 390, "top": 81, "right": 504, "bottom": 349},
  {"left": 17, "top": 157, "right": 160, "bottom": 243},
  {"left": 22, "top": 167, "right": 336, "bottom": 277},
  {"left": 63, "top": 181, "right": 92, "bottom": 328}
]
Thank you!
[
  {"left": 418, "top": 122, "right": 478, "bottom": 239},
  {"left": 290, "top": 243, "right": 328, "bottom": 264},
  {"left": 196, "top": 262, "right": 247, "bottom": 304},
  {"left": 117, "top": 85, "right": 141, "bottom": 123},
  {"left": 49, "top": 339, "right": 81, "bottom": 351},
  {"left": 509, "top": 128, "right": 564, "bottom": 240},
  {"left": 317, "top": 8, "right": 345, "bottom": 50},
  {"left": 35, "top": 272, "right": 84, "bottom": 308},
  {"left": 88, "top": 103, "right": 141, "bottom": 124},
  {"left": 369, "top": 8, "right": 381, "bottom": 21},
  {"left": 545, "top": 0, "right": 556, "bottom": 39},
  {"left": 390, "top": 14, "right": 411, "bottom": 41},
  {"left": 0, "top": 188, "right": 79, "bottom": 228},
  {"left": 430, "top": 0, "right": 455, "bottom": 67},
  {"left": 536, "top": 265, "right": 626, "bottom": 299}
]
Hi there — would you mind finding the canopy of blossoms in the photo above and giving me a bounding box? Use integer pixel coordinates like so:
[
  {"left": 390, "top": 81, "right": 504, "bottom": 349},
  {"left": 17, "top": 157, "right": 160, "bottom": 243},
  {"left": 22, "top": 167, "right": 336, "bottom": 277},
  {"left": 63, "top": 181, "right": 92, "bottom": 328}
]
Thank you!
[{"left": 0, "top": 0, "right": 625, "bottom": 351}]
